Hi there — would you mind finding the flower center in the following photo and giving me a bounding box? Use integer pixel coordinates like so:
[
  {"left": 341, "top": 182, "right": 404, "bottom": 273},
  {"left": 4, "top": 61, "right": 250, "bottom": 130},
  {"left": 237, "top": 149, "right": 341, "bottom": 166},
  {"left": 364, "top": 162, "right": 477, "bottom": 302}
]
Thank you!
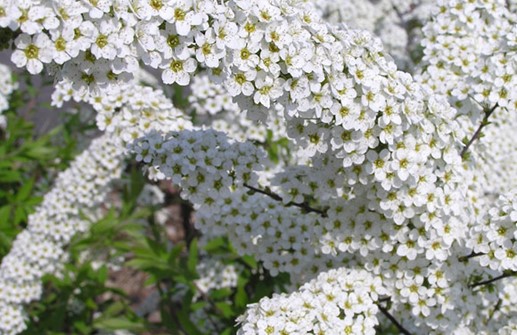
[
  {"left": 170, "top": 60, "right": 183, "bottom": 73},
  {"left": 96, "top": 34, "right": 108, "bottom": 48},
  {"left": 55, "top": 37, "right": 67, "bottom": 52},
  {"left": 24, "top": 44, "right": 39, "bottom": 59},
  {"left": 150, "top": 0, "right": 163, "bottom": 10}
]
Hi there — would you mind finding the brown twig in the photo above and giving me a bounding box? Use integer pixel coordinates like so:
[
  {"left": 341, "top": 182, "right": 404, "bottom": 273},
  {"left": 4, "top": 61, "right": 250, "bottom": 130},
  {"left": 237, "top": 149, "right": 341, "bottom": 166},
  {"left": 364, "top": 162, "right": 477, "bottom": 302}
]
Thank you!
[
  {"left": 458, "top": 252, "right": 484, "bottom": 262},
  {"left": 461, "top": 104, "right": 498, "bottom": 158},
  {"left": 377, "top": 303, "right": 413, "bottom": 335},
  {"left": 243, "top": 183, "right": 327, "bottom": 217},
  {"left": 470, "top": 271, "right": 517, "bottom": 289}
]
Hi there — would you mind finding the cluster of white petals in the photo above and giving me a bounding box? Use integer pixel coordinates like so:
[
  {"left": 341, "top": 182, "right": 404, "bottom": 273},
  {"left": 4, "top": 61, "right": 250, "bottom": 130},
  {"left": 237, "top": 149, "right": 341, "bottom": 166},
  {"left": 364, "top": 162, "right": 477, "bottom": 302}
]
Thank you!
[
  {"left": 237, "top": 268, "right": 383, "bottom": 335},
  {"left": 313, "top": 0, "right": 435, "bottom": 69},
  {"left": 188, "top": 72, "right": 287, "bottom": 143},
  {"left": 474, "top": 192, "right": 517, "bottom": 272},
  {"left": 195, "top": 258, "right": 240, "bottom": 295},
  {"left": 417, "top": 0, "right": 517, "bottom": 117}
]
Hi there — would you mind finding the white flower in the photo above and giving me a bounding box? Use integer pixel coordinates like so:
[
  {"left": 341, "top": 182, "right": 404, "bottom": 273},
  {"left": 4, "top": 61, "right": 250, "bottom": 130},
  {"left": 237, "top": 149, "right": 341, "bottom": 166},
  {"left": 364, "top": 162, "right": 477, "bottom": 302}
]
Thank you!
[
  {"left": 161, "top": 57, "right": 197, "bottom": 85},
  {"left": 11, "top": 33, "right": 52, "bottom": 74}
]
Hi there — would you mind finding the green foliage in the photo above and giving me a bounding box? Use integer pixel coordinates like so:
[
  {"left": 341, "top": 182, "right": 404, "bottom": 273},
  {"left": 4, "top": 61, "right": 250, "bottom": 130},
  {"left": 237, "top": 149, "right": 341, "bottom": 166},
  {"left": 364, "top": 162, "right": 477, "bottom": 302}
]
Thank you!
[{"left": 0, "top": 79, "right": 81, "bottom": 257}]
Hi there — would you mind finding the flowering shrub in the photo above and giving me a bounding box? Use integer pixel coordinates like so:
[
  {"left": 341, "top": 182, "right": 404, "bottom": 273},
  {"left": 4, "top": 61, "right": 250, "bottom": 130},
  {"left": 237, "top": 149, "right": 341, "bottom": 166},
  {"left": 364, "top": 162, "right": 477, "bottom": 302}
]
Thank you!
[{"left": 0, "top": 0, "right": 516, "bottom": 334}]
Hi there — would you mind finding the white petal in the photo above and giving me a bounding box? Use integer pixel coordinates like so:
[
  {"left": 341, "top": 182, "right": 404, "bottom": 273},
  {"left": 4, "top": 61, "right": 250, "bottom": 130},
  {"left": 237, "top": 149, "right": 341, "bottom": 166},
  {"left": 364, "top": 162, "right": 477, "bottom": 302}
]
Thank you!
[
  {"left": 11, "top": 50, "right": 28, "bottom": 68},
  {"left": 26, "top": 59, "right": 43, "bottom": 74}
]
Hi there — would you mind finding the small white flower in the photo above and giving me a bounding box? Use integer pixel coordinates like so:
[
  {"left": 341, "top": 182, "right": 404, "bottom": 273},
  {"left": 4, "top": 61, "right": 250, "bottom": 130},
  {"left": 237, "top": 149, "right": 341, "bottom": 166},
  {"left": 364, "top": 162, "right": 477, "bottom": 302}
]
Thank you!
[
  {"left": 11, "top": 33, "right": 52, "bottom": 74},
  {"left": 161, "top": 57, "right": 197, "bottom": 85}
]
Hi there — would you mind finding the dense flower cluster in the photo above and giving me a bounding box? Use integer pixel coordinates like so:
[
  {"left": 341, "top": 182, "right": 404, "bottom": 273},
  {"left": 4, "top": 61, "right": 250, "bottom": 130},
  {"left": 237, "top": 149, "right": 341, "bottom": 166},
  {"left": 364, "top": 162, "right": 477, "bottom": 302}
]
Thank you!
[
  {"left": 188, "top": 72, "right": 287, "bottom": 143},
  {"left": 473, "top": 192, "right": 517, "bottom": 272},
  {"left": 460, "top": 108, "right": 517, "bottom": 225},
  {"left": 417, "top": 0, "right": 517, "bottom": 117},
  {"left": 415, "top": 0, "right": 517, "bottom": 279},
  {"left": 0, "top": 0, "right": 516, "bottom": 334},
  {"left": 52, "top": 77, "right": 193, "bottom": 140},
  {"left": 313, "top": 0, "right": 435, "bottom": 70},
  {"left": 0, "top": 134, "right": 124, "bottom": 335},
  {"left": 0, "top": 63, "right": 17, "bottom": 129},
  {"left": 237, "top": 268, "right": 383, "bottom": 335}
]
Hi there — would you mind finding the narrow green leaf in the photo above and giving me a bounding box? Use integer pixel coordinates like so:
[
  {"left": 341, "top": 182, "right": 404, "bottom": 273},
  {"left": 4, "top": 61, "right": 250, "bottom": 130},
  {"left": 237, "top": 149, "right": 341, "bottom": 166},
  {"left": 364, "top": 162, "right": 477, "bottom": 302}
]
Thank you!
[{"left": 187, "top": 238, "right": 198, "bottom": 273}]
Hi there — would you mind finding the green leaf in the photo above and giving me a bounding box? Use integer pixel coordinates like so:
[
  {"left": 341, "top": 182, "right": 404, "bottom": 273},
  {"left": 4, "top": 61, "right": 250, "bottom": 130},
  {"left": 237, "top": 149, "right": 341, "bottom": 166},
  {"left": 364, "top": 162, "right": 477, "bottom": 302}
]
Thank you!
[
  {"left": 209, "top": 288, "right": 232, "bottom": 300},
  {"left": 97, "top": 265, "right": 108, "bottom": 283},
  {"left": 203, "top": 236, "right": 228, "bottom": 254},
  {"left": 73, "top": 321, "right": 91, "bottom": 334},
  {"left": 22, "top": 145, "right": 56, "bottom": 160},
  {"left": 234, "top": 280, "right": 248, "bottom": 309},
  {"left": 220, "top": 327, "right": 234, "bottom": 335},
  {"left": 126, "top": 258, "right": 170, "bottom": 272},
  {"left": 177, "top": 308, "right": 204, "bottom": 335},
  {"left": 0, "top": 206, "right": 11, "bottom": 225},
  {"left": 187, "top": 238, "right": 198, "bottom": 274},
  {"left": 240, "top": 255, "right": 257, "bottom": 269},
  {"left": 16, "top": 178, "right": 34, "bottom": 201},
  {"left": 93, "top": 317, "right": 145, "bottom": 332},
  {"left": 0, "top": 170, "right": 22, "bottom": 183},
  {"left": 214, "top": 301, "right": 234, "bottom": 318}
]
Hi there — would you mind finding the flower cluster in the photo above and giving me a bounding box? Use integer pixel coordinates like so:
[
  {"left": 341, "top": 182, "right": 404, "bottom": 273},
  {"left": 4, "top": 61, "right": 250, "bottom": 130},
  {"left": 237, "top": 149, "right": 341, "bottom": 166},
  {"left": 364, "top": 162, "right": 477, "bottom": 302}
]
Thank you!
[
  {"left": 188, "top": 72, "right": 287, "bottom": 143},
  {"left": 52, "top": 75, "right": 193, "bottom": 142},
  {"left": 417, "top": 0, "right": 517, "bottom": 118},
  {"left": 471, "top": 192, "right": 517, "bottom": 272},
  {"left": 0, "top": 63, "right": 17, "bottom": 129},
  {"left": 414, "top": 0, "right": 517, "bottom": 276},
  {"left": 0, "top": 134, "right": 124, "bottom": 335},
  {"left": 237, "top": 268, "right": 383, "bottom": 335},
  {"left": 195, "top": 257, "right": 240, "bottom": 295},
  {"left": 460, "top": 108, "right": 517, "bottom": 228},
  {"left": 313, "top": 0, "right": 435, "bottom": 70}
]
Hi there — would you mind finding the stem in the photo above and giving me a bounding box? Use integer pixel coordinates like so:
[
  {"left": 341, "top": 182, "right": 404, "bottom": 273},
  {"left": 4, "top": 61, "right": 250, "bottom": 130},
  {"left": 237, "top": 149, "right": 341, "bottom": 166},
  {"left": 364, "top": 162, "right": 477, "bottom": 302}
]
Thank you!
[
  {"left": 148, "top": 219, "right": 185, "bottom": 334},
  {"left": 377, "top": 303, "right": 413, "bottom": 335},
  {"left": 192, "top": 281, "right": 226, "bottom": 330},
  {"left": 461, "top": 104, "right": 498, "bottom": 158},
  {"left": 487, "top": 298, "right": 501, "bottom": 324},
  {"left": 156, "top": 283, "right": 181, "bottom": 335},
  {"left": 458, "top": 252, "right": 484, "bottom": 262},
  {"left": 378, "top": 296, "right": 392, "bottom": 303},
  {"left": 243, "top": 183, "right": 327, "bottom": 217},
  {"left": 470, "top": 271, "right": 517, "bottom": 289}
]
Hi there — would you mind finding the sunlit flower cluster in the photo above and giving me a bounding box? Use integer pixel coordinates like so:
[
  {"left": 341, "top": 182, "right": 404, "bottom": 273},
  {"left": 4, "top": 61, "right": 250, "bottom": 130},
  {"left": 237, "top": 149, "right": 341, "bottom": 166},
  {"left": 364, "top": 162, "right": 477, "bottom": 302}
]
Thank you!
[
  {"left": 417, "top": 0, "right": 517, "bottom": 118},
  {"left": 313, "top": 0, "right": 435, "bottom": 70},
  {"left": 188, "top": 72, "right": 287, "bottom": 143},
  {"left": 237, "top": 268, "right": 382, "bottom": 335},
  {"left": 474, "top": 191, "right": 517, "bottom": 272}
]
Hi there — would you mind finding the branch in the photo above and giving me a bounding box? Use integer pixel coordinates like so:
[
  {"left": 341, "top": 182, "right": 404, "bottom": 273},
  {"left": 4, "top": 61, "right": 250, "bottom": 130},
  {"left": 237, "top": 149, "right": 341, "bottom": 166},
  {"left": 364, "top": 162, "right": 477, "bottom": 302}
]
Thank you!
[
  {"left": 377, "top": 303, "right": 413, "bottom": 335},
  {"left": 461, "top": 104, "right": 498, "bottom": 158},
  {"left": 458, "top": 252, "right": 484, "bottom": 262},
  {"left": 470, "top": 271, "right": 517, "bottom": 289},
  {"left": 243, "top": 183, "right": 328, "bottom": 217}
]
